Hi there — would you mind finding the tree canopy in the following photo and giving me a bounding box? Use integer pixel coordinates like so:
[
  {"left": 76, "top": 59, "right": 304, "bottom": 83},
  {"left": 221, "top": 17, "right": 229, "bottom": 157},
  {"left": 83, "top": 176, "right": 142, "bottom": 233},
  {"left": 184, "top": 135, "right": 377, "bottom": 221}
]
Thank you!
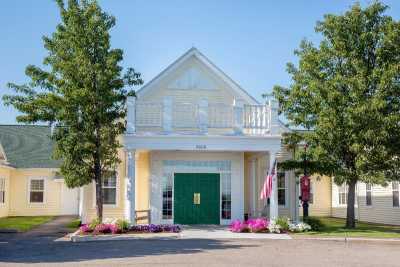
[
  {"left": 274, "top": 2, "right": 400, "bottom": 228},
  {"left": 3, "top": 0, "right": 143, "bottom": 221}
]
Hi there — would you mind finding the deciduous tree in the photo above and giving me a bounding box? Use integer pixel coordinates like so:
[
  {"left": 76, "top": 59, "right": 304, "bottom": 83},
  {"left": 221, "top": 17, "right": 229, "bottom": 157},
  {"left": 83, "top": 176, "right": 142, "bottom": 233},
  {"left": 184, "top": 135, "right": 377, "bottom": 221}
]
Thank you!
[
  {"left": 274, "top": 2, "right": 400, "bottom": 228},
  {"left": 3, "top": 0, "right": 143, "bottom": 221}
]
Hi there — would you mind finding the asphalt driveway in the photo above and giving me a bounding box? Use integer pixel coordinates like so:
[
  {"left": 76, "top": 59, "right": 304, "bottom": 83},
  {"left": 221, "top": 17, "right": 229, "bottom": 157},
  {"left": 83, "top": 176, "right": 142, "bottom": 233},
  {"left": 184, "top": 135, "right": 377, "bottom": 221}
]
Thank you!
[{"left": 0, "top": 233, "right": 399, "bottom": 266}]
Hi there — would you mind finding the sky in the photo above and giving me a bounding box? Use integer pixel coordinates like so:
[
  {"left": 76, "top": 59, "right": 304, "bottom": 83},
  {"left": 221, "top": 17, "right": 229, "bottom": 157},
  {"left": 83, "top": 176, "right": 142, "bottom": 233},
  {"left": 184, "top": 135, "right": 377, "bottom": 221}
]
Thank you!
[{"left": 0, "top": 0, "right": 399, "bottom": 124}]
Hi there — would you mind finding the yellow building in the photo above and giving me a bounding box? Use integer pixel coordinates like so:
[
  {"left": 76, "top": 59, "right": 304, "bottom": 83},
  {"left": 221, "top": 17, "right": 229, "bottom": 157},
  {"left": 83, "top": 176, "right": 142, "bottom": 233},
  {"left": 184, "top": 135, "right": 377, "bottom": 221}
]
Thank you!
[{"left": 0, "top": 125, "right": 79, "bottom": 218}]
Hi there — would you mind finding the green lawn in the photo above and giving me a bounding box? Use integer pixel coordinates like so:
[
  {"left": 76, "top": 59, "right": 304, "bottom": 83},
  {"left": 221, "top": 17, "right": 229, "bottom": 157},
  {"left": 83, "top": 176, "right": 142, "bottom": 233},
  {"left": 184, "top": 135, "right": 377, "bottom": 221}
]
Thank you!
[
  {"left": 0, "top": 216, "right": 54, "bottom": 232},
  {"left": 296, "top": 217, "right": 400, "bottom": 238}
]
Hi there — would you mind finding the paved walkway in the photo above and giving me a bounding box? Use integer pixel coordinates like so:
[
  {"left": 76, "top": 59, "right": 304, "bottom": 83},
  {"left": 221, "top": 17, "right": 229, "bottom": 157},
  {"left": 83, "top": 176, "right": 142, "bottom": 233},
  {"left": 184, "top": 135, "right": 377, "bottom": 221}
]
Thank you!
[
  {"left": 0, "top": 216, "right": 77, "bottom": 243},
  {"left": 180, "top": 225, "right": 291, "bottom": 239}
]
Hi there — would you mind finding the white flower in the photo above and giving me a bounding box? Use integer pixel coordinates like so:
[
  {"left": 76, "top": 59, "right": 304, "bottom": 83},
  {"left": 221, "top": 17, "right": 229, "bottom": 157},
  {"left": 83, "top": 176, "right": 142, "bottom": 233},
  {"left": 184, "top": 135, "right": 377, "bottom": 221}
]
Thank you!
[{"left": 268, "top": 220, "right": 281, "bottom": 233}]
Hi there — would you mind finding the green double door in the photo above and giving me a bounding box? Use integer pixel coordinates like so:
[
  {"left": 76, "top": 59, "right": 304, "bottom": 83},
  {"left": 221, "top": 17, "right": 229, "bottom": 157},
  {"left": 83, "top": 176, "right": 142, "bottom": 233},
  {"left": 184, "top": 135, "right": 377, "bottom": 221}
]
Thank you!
[{"left": 174, "top": 173, "right": 220, "bottom": 225}]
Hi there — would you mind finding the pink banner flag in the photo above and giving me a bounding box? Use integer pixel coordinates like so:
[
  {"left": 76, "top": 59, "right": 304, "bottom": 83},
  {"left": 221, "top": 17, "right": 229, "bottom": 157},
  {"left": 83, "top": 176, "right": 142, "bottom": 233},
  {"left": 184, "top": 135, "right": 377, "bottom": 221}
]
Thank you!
[{"left": 260, "top": 160, "right": 277, "bottom": 200}]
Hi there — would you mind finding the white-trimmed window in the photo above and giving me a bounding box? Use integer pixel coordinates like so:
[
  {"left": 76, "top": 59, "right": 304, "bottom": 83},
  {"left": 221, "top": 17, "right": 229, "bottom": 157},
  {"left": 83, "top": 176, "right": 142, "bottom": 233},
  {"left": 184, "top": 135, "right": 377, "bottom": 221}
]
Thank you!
[
  {"left": 277, "top": 172, "right": 287, "bottom": 206},
  {"left": 338, "top": 183, "right": 348, "bottom": 205},
  {"left": 393, "top": 181, "right": 399, "bottom": 207},
  {"left": 102, "top": 175, "right": 117, "bottom": 205},
  {"left": 162, "top": 173, "right": 173, "bottom": 220},
  {"left": 309, "top": 181, "right": 314, "bottom": 204},
  {"left": 0, "top": 178, "right": 5, "bottom": 204},
  {"left": 29, "top": 179, "right": 44, "bottom": 203},
  {"left": 366, "top": 183, "right": 372, "bottom": 206}
]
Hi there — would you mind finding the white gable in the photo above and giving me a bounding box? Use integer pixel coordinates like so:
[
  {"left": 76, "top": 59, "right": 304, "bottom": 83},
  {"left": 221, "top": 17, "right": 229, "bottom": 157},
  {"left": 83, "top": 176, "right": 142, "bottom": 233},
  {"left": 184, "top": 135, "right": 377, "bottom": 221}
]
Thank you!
[
  {"left": 136, "top": 47, "right": 259, "bottom": 105},
  {"left": 168, "top": 66, "right": 216, "bottom": 90}
]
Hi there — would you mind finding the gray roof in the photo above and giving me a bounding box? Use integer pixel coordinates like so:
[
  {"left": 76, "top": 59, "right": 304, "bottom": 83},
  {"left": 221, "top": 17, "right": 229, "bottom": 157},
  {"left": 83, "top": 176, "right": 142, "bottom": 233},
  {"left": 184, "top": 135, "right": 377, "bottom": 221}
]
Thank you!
[{"left": 0, "top": 125, "right": 61, "bottom": 168}]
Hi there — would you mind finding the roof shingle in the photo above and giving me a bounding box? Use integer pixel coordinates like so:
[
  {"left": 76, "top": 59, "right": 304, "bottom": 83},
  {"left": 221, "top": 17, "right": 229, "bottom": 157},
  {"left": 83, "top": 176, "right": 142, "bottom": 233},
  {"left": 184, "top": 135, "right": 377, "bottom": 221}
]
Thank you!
[{"left": 0, "top": 125, "right": 61, "bottom": 168}]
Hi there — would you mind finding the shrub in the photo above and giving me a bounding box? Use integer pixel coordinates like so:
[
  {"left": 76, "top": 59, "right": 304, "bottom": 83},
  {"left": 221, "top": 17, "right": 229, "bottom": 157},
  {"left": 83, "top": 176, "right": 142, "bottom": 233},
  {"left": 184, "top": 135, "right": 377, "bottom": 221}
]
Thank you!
[
  {"left": 303, "top": 217, "right": 324, "bottom": 231},
  {"left": 275, "top": 217, "right": 290, "bottom": 232},
  {"left": 268, "top": 220, "right": 282, "bottom": 233},
  {"left": 288, "top": 222, "right": 312, "bottom": 232},
  {"left": 89, "top": 218, "right": 101, "bottom": 231},
  {"left": 247, "top": 218, "right": 269, "bottom": 233},
  {"left": 116, "top": 219, "right": 130, "bottom": 233}
]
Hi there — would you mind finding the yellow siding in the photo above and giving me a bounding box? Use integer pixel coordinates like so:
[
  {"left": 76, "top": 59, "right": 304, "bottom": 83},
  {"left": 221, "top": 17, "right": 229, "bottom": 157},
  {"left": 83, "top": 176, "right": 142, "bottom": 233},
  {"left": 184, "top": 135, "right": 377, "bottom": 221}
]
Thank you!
[
  {"left": 82, "top": 148, "right": 127, "bottom": 223},
  {"left": 300, "top": 175, "right": 332, "bottom": 217},
  {"left": 0, "top": 167, "right": 11, "bottom": 217},
  {"left": 136, "top": 151, "right": 150, "bottom": 224},
  {"left": 8, "top": 169, "right": 62, "bottom": 216}
]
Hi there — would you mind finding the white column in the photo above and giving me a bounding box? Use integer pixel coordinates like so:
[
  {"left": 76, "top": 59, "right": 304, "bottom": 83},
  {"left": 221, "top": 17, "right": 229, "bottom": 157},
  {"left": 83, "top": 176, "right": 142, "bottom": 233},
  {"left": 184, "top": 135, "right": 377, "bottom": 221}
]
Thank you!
[
  {"left": 268, "top": 98, "right": 280, "bottom": 135},
  {"left": 269, "top": 151, "right": 278, "bottom": 220},
  {"left": 78, "top": 187, "right": 85, "bottom": 222},
  {"left": 125, "top": 150, "right": 136, "bottom": 223},
  {"left": 233, "top": 99, "right": 244, "bottom": 134},
  {"left": 249, "top": 158, "right": 257, "bottom": 217},
  {"left": 163, "top": 96, "right": 173, "bottom": 132},
  {"left": 126, "top": 96, "right": 136, "bottom": 134},
  {"left": 198, "top": 99, "right": 208, "bottom": 133}
]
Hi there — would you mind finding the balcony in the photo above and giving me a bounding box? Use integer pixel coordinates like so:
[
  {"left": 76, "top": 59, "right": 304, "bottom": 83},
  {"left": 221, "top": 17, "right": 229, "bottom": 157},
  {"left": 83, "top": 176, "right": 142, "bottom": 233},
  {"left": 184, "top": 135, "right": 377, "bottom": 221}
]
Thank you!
[{"left": 126, "top": 98, "right": 279, "bottom": 136}]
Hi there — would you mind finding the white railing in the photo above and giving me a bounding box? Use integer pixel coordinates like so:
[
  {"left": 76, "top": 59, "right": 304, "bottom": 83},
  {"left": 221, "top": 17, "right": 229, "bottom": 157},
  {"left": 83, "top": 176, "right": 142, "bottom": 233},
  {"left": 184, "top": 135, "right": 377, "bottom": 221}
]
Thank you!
[
  {"left": 131, "top": 100, "right": 274, "bottom": 135},
  {"left": 243, "top": 105, "right": 270, "bottom": 129}
]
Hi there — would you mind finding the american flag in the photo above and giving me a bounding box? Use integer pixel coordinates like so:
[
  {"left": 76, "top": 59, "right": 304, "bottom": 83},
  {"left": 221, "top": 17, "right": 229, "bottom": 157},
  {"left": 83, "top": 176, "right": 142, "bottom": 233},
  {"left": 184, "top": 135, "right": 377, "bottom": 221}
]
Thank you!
[{"left": 260, "top": 159, "right": 277, "bottom": 199}]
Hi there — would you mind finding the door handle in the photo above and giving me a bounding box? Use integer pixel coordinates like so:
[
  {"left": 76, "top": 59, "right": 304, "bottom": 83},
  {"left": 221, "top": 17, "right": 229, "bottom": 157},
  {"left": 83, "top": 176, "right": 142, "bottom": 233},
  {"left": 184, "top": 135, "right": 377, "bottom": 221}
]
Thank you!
[{"left": 193, "top": 193, "right": 200, "bottom": 204}]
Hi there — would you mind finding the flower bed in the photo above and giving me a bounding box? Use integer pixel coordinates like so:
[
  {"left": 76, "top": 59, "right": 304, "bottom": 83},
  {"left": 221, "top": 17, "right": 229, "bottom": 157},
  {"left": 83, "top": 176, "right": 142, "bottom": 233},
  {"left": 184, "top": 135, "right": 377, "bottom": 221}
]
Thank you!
[
  {"left": 78, "top": 219, "right": 181, "bottom": 236},
  {"left": 229, "top": 217, "right": 311, "bottom": 234}
]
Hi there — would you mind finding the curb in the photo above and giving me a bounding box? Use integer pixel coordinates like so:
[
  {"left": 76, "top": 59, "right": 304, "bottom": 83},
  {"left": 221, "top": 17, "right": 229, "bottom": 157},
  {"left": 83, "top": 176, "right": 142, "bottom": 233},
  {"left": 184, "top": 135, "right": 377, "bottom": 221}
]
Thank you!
[
  {"left": 70, "top": 230, "right": 180, "bottom": 242},
  {"left": 292, "top": 236, "right": 400, "bottom": 244}
]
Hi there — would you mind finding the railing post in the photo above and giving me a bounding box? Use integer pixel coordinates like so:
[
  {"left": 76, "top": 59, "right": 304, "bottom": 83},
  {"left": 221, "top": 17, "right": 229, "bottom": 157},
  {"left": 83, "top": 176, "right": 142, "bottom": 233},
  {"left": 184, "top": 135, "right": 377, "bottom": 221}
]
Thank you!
[
  {"left": 233, "top": 99, "right": 244, "bottom": 134},
  {"left": 198, "top": 99, "right": 208, "bottom": 134},
  {"left": 126, "top": 96, "right": 136, "bottom": 134},
  {"left": 163, "top": 96, "right": 173, "bottom": 133},
  {"left": 268, "top": 98, "right": 280, "bottom": 135}
]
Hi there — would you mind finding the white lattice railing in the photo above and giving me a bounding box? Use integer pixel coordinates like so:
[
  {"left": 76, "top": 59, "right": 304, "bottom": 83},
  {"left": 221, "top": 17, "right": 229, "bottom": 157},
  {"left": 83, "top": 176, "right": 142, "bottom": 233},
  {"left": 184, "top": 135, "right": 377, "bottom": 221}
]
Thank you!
[
  {"left": 132, "top": 101, "right": 272, "bottom": 133},
  {"left": 243, "top": 105, "right": 270, "bottom": 129}
]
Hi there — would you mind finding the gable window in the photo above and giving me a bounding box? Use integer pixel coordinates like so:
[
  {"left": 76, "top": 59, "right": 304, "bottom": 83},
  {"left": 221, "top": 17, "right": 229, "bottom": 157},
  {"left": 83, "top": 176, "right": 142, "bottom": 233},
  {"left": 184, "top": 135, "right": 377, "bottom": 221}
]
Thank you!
[
  {"left": 102, "top": 175, "right": 117, "bottom": 205},
  {"left": 393, "top": 182, "right": 399, "bottom": 207},
  {"left": 0, "top": 178, "right": 5, "bottom": 204},
  {"left": 277, "top": 172, "right": 286, "bottom": 206},
  {"left": 29, "top": 179, "right": 44, "bottom": 203},
  {"left": 366, "top": 183, "right": 372, "bottom": 206},
  {"left": 338, "top": 183, "right": 348, "bottom": 205}
]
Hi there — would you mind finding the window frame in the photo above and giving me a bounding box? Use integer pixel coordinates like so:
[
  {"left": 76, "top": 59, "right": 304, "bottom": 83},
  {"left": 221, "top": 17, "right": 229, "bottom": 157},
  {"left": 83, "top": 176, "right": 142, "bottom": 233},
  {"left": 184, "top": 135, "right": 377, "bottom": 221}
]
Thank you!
[
  {"left": 338, "top": 183, "right": 348, "bottom": 206},
  {"left": 92, "top": 172, "right": 119, "bottom": 208},
  {"left": 0, "top": 177, "right": 5, "bottom": 205},
  {"left": 28, "top": 178, "right": 45, "bottom": 204},
  {"left": 277, "top": 171, "right": 288, "bottom": 207},
  {"left": 365, "top": 183, "right": 372, "bottom": 206},
  {"left": 393, "top": 181, "right": 399, "bottom": 208}
]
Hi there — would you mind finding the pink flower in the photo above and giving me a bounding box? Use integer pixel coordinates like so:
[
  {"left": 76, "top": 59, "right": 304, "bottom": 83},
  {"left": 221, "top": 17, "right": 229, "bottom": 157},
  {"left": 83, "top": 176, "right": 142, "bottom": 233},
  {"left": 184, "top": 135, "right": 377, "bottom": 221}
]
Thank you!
[
  {"left": 229, "top": 219, "right": 249, "bottom": 232},
  {"left": 79, "top": 224, "right": 92, "bottom": 234},
  {"left": 247, "top": 218, "right": 269, "bottom": 233}
]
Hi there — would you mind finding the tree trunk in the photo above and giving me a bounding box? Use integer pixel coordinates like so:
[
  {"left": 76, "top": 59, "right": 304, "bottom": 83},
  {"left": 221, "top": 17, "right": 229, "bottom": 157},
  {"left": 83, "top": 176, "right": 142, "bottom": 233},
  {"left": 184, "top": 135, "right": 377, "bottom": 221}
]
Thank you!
[
  {"left": 94, "top": 136, "right": 103, "bottom": 222},
  {"left": 346, "top": 179, "right": 357, "bottom": 228},
  {"left": 95, "top": 177, "right": 103, "bottom": 222}
]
